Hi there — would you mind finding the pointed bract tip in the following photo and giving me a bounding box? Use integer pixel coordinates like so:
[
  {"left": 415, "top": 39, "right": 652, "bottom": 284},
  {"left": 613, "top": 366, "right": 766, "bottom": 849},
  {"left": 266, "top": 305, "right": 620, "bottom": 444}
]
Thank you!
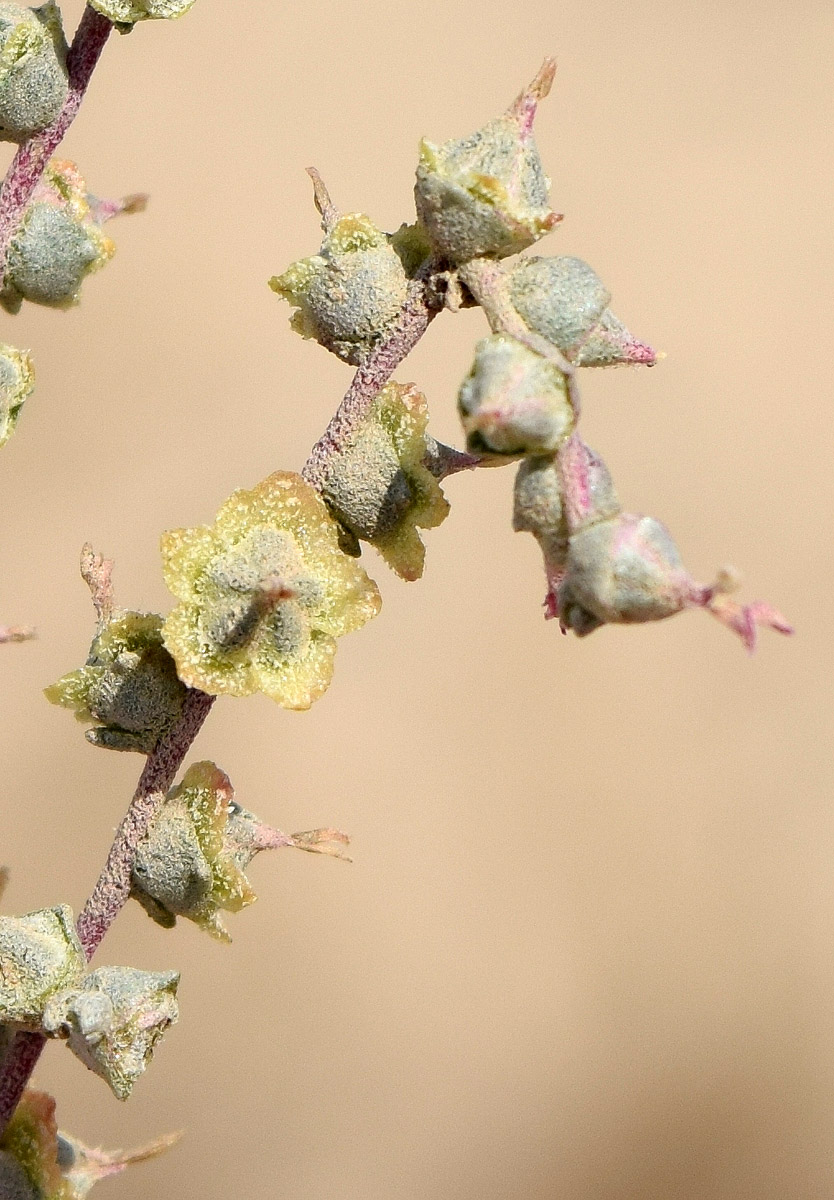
[
  {"left": 508, "top": 58, "right": 557, "bottom": 130},
  {"left": 305, "top": 167, "right": 339, "bottom": 234}
]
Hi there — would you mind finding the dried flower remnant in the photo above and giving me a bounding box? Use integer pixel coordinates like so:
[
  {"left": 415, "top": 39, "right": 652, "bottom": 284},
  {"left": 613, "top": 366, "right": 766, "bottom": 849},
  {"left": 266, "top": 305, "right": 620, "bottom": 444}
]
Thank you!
[
  {"left": 0, "top": 161, "right": 142, "bottom": 313},
  {"left": 0, "top": 623, "right": 35, "bottom": 643},
  {"left": 0, "top": 907, "right": 85, "bottom": 1029},
  {"left": 161, "top": 472, "right": 381, "bottom": 709},
  {"left": 45, "top": 610, "right": 188, "bottom": 753},
  {"left": 57, "top": 1126, "right": 180, "bottom": 1199},
  {"left": 414, "top": 60, "right": 560, "bottom": 264},
  {"left": 0, "top": 2, "right": 68, "bottom": 143},
  {"left": 507, "top": 255, "right": 657, "bottom": 367},
  {"left": 0, "top": 342, "right": 33, "bottom": 448},
  {"left": 0, "top": 1089, "right": 178, "bottom": 1200},
  {"left": 319, "top": 381, "right": 450, "bottom": 580},
  {"left": 42, "top": 967, "right": 179, "bottom": 1101},
  {"left": 458, "top": 334, "right": 574, "bottom": 457},
  {"left": 130, "top": 760, "right": 350, "bottom": 940},
  {"left": 270, "top": 179, "right": 411, "bottom": 366},
  {"left": 89, "top": 0, "right": 196, "bottom": 25}
]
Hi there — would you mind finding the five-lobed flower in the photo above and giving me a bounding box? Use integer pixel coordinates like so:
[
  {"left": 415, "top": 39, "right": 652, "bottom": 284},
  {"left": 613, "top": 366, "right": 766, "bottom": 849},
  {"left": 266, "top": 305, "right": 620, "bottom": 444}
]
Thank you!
[{"left": 161, "top": 471, "right": 381, "bottom": 710}]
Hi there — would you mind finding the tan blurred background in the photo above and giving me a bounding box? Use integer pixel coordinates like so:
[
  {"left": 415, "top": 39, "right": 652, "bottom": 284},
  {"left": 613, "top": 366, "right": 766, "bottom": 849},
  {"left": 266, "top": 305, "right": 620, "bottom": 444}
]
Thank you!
[{"left": 0, "top": 0, "right": 831, "bottom": 1196}]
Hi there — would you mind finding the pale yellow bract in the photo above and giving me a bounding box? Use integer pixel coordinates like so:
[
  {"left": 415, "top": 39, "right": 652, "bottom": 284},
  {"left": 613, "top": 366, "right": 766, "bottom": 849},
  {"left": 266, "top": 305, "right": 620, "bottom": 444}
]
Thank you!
[{"left": 161, "top": 471, "right": 381, "bottom": 710}]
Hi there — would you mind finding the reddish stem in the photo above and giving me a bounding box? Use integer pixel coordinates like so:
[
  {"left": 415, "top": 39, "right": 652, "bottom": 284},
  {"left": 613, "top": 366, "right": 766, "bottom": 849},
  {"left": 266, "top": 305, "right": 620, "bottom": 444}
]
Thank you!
[
  {"left": 0, "top": 257, "right": 441, "bottom": 1136},
  {"left": 0, "top": 5, "right": 112, "bottom": 290},
  {"left": 75, "top": 689, "right": 215, "bottom": 957},
  {"left": 302, "top": 266, "right": 439, "bottom": 489},
  {"left": 0, "top": 690, "right": 214, "bottom": 1137}
]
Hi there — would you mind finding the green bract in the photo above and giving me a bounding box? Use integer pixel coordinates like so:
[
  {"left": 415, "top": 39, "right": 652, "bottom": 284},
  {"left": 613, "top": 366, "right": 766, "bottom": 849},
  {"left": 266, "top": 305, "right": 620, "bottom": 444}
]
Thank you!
[
  {"left": 161, "top": 471, "right": 381, "bottom": 709},
  {"left": 507, "top": 255, "right": 657, "bottom": 367},
  {"left": 45, "top": 611, "right": 188, "bottom": 753},
  {"left": 0, "top": 906, "right": 85, "bottom": 1030},
  {"left": 131, "top": 761, "right": 258, "bottom": 941},
  {"left": 131, "top": 760, "right": 348, "bottom": 939},
  {"left": 0, "top": 342, "right": 33, "bottom": 447},
  {"left": 88, "top": 0, "right": 196, "bottom": 25},
  {"left": 414, "top": 63, "right": 559, "bottom": 263},
  {"left": 42, "top": 967, "right": 179, "bottom": 1101},
  {"left": 269, "top": 213, "right": 410, "bottom": 365},
  {"left": 0, "top": 160, "right": 115, "bottom": 313},
  {"left": 319, "top": 381, "right": 450, "bottom": 581},
  {"left": 458, "top": 334, "right": 574, "bottom": 458},
  {"left": 0, "top": 3, "right": 67, "bottom": 143}
]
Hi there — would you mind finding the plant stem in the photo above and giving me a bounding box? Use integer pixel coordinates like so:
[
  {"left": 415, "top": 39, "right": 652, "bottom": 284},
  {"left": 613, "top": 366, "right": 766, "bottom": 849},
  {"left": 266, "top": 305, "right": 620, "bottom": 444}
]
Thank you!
[
  {"left": 0, "top": 689, "right": 214, "bottom": 1137},
  {"left": 0, "top": 261, "right": 442, "bottom": 1131},
  {"left": 76, "top": 689, "right": 215, "bottom": 956},
  {"left": 0, "top": 5, "right": 112, "bottom": 290}
]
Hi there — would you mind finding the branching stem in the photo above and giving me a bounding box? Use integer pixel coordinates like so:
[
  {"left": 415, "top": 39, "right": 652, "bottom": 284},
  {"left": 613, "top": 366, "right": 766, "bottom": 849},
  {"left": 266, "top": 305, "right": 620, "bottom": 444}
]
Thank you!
[
  {"left": 302, "top": 262, "right": 441, "bottom": 490},
  {"left": 0, "top": 259, "right": 446, "bottom": 1133}
]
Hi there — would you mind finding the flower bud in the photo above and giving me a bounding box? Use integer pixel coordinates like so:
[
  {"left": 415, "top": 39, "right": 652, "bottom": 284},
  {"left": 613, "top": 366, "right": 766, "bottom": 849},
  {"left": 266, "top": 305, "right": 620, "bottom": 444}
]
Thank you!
[
  {"left": 161, "top": 472, "right": 380, "bottom": 709},
  {"left": 414, "top": 61, "right": 560, "bottom": 263},
  {"left": 42, "top": 966, "right": 179, "bottom": 1100},
  {"left": 130, "top": 760, "right": 349, "bottom": 940},
  {"left": 45, "top": 610, "right": 188, "bottom": 753},
  {"left": 0, "top": 906, "right": 85, "bottom": 1029},
  {"left": 89, "top": 0, "right": 196, "bottom": 25},
  {"left": 506, "top": 255, "right": 656, "bottom": 367},
  {"left": 513, "top": 443, "right": 620, "bottom": 618},
  {"left": 0, "top": 161, "right": 141, "bottom": 313},
  {"left": 0, "top": 342, "right": 33, "bottom": 448},
  {"left": 0, "top": 1089, "right": 178, "bottom": 1200},
  {"left": 319, "top": 381, "right": 450, "bottom": 580},
  {"left": 558, "top": 512, "right": 793, "bottom": 649},
  {"left": 270, "top": 212, "right": 411, "bottom": 365},
  {"left": 559, "top": 514, "right": 693, "bottom": 634},
  {"left": 458, "top": 334, "right": 574, "bottom": 458},
  {"left": 0, "top": 3, "right": 68, "bottom": 143}
]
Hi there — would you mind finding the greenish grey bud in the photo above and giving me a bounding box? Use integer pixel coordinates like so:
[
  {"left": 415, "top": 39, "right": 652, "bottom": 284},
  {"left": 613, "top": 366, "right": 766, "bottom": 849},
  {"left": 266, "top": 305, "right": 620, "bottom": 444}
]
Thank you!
[
  {"left": 42, "top": 966, "right": 179, "bottom": 1101},
  {"left": 458, "top": 334, "right": 574, "bottom": 458},
  {"left": 414, "top": 62, "right": 560, "bottom": 264},
  {"left": 0, "top": 3, "right": 68, "bottom": 143},
  {"left": 0, "top": 906, "right": 85, "bottom": 1029},
  {"left": 45, "top": 611, "right": 188, "bottom": 754},
  {"left": 270, "top": 213, "right": 410, "bottom": 365},
  {"left": 0, "top": 161, "right": 117, "bottom": 313},
  {"left": 507, "top": 255, "right": 657, "bottom": 367},
  {"left": 319, "top": 381, "right": 450, "bottom": 581},
  {"left": 0, "top": 342, "right": 33, "bottom": 448},
  {"left": 513, "top": 454, "right": 567, "bottom": 572},
  {"left": 559, "top": 514, "right": 692, "bottom": 635}
]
